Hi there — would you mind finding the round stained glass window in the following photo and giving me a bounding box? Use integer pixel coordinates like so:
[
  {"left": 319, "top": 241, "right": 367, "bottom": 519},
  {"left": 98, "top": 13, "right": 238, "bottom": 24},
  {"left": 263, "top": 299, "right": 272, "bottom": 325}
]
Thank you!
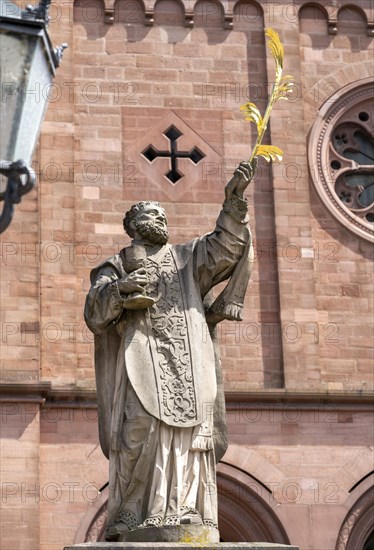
[{"left": 308, "top": 78, "right": 374, "bottom": 242}]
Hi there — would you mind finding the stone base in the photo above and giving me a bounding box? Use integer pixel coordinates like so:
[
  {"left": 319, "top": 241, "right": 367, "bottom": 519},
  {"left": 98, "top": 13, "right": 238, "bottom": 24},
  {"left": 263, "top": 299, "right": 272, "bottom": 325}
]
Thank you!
[
  {"left": 118, "top": 525, "right": 220, "bottom": 543},
  {"left": 64, "top": 543, "right": 299, "bottom": 549}
]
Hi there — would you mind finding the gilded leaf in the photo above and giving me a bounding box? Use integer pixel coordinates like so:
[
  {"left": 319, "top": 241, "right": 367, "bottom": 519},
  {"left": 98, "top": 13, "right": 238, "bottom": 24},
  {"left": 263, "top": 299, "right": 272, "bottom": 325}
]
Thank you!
[
  {"left": 240, "top": 102, "right": 263, "bottom": 131},
  {"left": 265, "top": 27, "right": 284, "bottom": 75},
  {"left": 274, "top": 75, "right": 294, "bottom": 101},
  {"left": 255, "top": 145, "right": 283, "bottom": 162},
  {"left": 277, "top": 83, "right": 294, "bottom": 100}
]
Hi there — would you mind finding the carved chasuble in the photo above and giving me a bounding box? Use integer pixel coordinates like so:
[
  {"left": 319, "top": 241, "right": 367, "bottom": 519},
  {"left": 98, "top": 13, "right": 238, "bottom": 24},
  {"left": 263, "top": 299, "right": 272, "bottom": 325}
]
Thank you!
[
  {"left": 121, "top": 244, "right": 216, "bottom": 428},
  {"left": 147, "top": 249, "right": 197, "bottom": 424}
]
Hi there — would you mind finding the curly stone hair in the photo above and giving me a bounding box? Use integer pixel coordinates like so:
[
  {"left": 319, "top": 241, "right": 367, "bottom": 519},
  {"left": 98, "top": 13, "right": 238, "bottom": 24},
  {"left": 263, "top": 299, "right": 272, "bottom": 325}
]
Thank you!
[{"left": 123, "top": 201, "right": 163, "bottom": 238}]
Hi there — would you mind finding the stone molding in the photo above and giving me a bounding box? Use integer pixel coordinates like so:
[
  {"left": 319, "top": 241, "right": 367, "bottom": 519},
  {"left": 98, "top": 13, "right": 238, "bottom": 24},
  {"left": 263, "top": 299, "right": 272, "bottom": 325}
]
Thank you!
[
  {"left": 0, "top": 382, "right": 96, "bottom": 407},
  {"left": 73, "top": 0, "right": 373, "bottom": 35},
  {"left": 0, "top": 382, "right": 51, "bottom": 404},
  {"left": 0, "top": 381, "right": 374, "bottom": 411},
  {"left": 0, "top": 383, "right": 373, "bottom": 409},
  {"left": 224, "top": 390, "right": 374, "bottom": 409},
  {"left": 335, "top": 454, "right": 374, "bottom": 495}
]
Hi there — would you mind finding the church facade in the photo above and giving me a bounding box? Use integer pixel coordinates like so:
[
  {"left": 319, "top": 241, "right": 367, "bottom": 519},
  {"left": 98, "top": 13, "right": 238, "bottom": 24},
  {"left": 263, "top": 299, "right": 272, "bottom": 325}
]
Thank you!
[{"left": 0, "top": 1, "right": 373, "bottom": 549}]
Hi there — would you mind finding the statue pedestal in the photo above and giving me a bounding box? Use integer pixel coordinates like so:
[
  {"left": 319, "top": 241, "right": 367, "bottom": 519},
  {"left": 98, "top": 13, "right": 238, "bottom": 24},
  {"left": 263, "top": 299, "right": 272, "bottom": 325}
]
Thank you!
[
  {"left": 64, "top": 543, "right": 299, "bottom": 549},
  {"left": 115, "top": 525, "right": 220, "bottom": 543}
]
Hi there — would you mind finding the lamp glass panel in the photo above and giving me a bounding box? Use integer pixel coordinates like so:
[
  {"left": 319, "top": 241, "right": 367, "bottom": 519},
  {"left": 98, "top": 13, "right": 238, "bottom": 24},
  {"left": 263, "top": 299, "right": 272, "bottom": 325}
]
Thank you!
[{"left": 0, "top": 28, "right": 53, "bottom": 164}]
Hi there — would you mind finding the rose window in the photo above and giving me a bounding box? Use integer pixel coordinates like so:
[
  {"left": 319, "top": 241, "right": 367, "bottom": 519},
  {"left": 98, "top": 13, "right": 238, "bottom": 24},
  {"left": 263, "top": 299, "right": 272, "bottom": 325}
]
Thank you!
[{"left": 308, "top": 78, "right": 373, "bottom": 242}]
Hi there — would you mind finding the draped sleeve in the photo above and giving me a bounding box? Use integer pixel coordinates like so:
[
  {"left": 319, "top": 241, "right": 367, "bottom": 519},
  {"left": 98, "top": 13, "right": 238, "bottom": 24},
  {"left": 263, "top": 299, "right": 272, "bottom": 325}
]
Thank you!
[
  {"left": 84, "top": 256, "right": 127, "bottom": 459},
  {"left": 192, "top": 195, "right": 252, "bottom": 299},
  {"left": 84, "top": 258, "right": 127, "bottom": 335}
]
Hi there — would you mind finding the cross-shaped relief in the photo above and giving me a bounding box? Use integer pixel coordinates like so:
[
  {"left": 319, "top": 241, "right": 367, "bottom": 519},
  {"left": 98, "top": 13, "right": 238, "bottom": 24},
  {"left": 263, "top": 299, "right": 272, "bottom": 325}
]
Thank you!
[{"left": 142, "top": 125, "right": 205, "bottom": 184}]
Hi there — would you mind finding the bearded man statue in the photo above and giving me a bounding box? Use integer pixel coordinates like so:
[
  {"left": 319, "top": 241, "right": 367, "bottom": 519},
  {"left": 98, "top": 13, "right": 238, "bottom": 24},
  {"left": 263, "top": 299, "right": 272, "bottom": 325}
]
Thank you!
[{"left": 84, "top": 161, "right": 256, "bottom": 543}]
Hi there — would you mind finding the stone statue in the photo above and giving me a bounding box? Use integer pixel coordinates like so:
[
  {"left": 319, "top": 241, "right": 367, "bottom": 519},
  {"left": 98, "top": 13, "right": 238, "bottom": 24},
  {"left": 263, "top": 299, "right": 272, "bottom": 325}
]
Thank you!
[{"left": 84, "top": 161, "right": 256, "bottom": 543}]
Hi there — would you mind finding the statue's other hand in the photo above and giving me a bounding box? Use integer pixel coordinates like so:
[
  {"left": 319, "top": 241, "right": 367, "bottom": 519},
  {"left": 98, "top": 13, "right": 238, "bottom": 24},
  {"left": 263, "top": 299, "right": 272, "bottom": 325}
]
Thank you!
[
  {"left": 225, "top": 159, "right": 257, "bottom": 200},
  {"left": 117, "top": 268, "right": 148, "bottom": 294}
]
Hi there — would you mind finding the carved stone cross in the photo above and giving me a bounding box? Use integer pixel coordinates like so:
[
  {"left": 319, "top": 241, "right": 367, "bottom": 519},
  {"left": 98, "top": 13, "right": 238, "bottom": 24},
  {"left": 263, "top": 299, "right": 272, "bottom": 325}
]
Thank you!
[{"left": 142, "top": 125, "right": 205, "bottom": 183}]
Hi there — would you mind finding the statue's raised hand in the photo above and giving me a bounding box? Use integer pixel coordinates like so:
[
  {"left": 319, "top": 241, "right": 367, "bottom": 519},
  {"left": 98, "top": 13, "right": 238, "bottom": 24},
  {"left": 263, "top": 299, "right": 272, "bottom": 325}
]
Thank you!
[{"left": 225, "top": 159, "right": 257, "bottom": 200}]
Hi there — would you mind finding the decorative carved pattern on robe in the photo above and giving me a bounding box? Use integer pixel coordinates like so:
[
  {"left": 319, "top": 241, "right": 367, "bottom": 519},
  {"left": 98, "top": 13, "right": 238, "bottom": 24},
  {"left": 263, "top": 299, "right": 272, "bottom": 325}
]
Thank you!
[{"left": 146, "top": 250, "right": 197, "bottom": 424}]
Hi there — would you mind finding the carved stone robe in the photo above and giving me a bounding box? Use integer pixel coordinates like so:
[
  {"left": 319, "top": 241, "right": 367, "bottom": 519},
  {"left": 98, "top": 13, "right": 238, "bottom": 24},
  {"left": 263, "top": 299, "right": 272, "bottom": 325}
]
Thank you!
[{"left": 84, "top": 198, "right": 251, "bottom": 539}]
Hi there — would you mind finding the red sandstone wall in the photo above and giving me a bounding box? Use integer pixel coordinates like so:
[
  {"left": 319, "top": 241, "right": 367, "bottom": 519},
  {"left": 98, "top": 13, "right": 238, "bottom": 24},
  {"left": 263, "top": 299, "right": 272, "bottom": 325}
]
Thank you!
[
  {"left": 0, "top": 404, "right": 40, "bottom": 549},
  {"left": 298, "top": 4, "right": 373, "bottom": 390},
  {"left": 0, "top": 1, "right": 373, "bottom": 550}
]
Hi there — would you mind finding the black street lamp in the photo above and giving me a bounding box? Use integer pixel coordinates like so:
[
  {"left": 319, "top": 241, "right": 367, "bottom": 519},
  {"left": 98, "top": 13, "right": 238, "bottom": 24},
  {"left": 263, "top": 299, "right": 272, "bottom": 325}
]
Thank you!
[{"left": 0, "top": 0, "right": 67, "bottom": 233}]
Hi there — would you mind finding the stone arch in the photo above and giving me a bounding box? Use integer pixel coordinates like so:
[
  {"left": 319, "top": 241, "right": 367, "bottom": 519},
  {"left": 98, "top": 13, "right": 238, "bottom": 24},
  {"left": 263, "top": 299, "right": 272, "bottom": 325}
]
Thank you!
[
  {"left": 232, "top": 0, "right": 263, "bottom": 31},
  {"left": 294, "top": 0, "right": 373, "bottom": 36},
  {"left": 153, "top": 0, "right": 185, "bottom": 26},
  {"left": 194, "top": 0, "right": 225, "bottom": 28},
  {"left": 73, "top": 0, "right": 107, "bottom": 37},
  {"left": 310, "top": 66, "right": 373, "bottom": 110},
  {"left": 113, "top": 0, "right": 146, "bottom": 25},
  {"left": 217, "top": 462, "right": 291, "bottom": 543},
  {"left": 221, "top": 444, "right": 288, "bottom": 489},
  {"left": 336, "top": 485, "right": 374, "bottom": 550},
  {"left": 73, "top": 0, "right": 105, "bottom": 22},
  {"left": 74, "top": 485, "right": 109, "bottom": 543},
  {"left": 298, "top": 3, "right": 328, "bottom": 34},
  {"left": 337, "top": 4, "right": 368, "bottom": 34},
  {"left": 336, "top": 5, "right": 371, "bottom": 50},
  {"left": 335, "top": 449, "right": 374, "bottom": 494}
]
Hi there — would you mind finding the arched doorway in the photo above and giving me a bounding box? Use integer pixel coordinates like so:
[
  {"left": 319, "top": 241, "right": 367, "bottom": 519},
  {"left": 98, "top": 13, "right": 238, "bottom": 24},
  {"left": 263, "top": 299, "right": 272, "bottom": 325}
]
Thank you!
[
  {"left": 363, "top": 531, "right": 374, "bottom": 550},
  {"left": 217, "top": 462, "right": 290, "bottom": 543},
  {"left": 336, "top": 486, "right": 374, "bottom": 550}
]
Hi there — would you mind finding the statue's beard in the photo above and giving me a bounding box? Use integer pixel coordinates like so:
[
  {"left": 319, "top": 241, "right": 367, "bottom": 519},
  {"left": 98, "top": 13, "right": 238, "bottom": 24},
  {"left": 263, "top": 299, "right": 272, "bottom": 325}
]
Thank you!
[{"left": 134, "top": 220, "right": 169, "bottom": 245}]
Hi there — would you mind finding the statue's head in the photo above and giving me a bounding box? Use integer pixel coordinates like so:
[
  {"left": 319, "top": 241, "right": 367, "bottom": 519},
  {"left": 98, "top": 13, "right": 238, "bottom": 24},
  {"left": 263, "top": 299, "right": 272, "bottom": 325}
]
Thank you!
[{"left": 123, "top": 201, "right": 169, "bottom": 245}]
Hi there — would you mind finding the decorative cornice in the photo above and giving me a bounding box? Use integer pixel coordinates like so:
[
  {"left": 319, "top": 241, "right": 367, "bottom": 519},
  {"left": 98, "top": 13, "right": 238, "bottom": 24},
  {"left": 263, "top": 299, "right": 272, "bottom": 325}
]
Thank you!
[
  {"left": 47, "top": 386, "right": 97, "bottom": 407},
  {"left": 225, "top": 390, "right": 374, "bottom": 409},
  {"left": 89, "top": 0, "right": 373, "bottom": 35},
  {"left": 1, "top": 382, "right": 373, "bottom": 410},
  {"left": 0, "top": 382, "right": 51, "bottom": 404},
  {"left": 0, "top": 382, "right": 95, "bottom": 407}
]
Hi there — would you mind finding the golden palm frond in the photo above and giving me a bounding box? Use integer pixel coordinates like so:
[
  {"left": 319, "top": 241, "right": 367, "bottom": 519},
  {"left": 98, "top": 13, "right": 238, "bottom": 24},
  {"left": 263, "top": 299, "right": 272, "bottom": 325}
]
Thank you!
[
  {"left": 239, "top": 103, "right": 263, "bottom": 131},
  {"left": 275, "top": 75, "right": 295, "bottom": 101},
  {"left": 240, "top": 27, "right": 293, "bottom": 163},
  {"left": 256, "top": 145, "right": 283, "bottom": 162}
]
